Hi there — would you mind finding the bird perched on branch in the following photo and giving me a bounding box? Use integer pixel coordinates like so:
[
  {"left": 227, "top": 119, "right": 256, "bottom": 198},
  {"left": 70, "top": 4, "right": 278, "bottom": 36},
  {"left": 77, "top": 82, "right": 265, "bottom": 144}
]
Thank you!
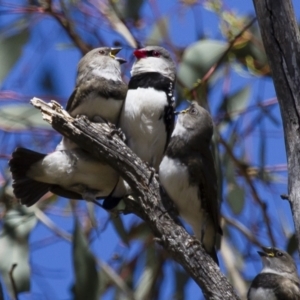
[
  {"left": 248, "top": 246, "right": 300, "bottom": 300},
  {"left": 9, "top": 47, "right": 127, "bottom": 206},
  {"left": 119, "top": 46, "right": 176, "bottom": 171},
  {"left": 105, "top": 46, "right": 176, "bottom": 205},
  {"left": 159, "top": 102, "right": 222, "bottom": 264}
]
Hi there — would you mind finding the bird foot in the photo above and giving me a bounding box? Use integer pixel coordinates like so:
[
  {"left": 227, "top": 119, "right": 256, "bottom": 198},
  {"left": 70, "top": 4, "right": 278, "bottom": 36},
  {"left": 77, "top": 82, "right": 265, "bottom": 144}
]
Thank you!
[
  {"left": 185, "top": 235, "right": 200, "bottom": 248},
  {"left": 109, "top": 127, "right": 126, "bottom": 141}
]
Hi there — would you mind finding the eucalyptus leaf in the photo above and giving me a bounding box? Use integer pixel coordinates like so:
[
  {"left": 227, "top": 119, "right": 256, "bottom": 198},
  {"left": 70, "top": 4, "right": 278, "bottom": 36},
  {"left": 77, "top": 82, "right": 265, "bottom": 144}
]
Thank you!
[
  {"left": 111, "top": 216, "right": 129, "bottom": 246},
  {"left": 227, "top": 183, "right": 245, "bottom": 215},
  {"left": 134, "top": 245, "right": 158, "bottom": 299},
  {"left": 72, "top": 220, "right": 99, "bottom": 300},
  {"left": 0, "top": 207, "right": 37, "bottom": 296},
  {"left": 218, "top": 85, "right": 250, "bottom": 126},
  {"left": 0, "top": 29, "right": 29, "bottom": 84},
  {"left": 178, "top": 39, "right": 227, "bottom": 88},
  {"left": 0, "top": 104, "right": 51, "bottom": 131}
]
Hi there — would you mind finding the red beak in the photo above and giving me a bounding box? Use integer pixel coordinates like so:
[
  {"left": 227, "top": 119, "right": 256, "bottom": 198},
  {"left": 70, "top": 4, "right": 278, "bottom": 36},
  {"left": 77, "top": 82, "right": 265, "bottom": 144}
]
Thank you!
[{"left": 134, "top": 49, "right": 147, "bottom": 59}]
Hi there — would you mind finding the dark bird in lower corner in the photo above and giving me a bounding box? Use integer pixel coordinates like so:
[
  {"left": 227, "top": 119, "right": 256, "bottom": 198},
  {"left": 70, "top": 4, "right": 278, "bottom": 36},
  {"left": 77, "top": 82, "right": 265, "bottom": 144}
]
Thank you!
[
  {"left": 247, "top": 246, "right": 300, "bottom": 300},
  {"left": 159, "top": 102, "right": 222, "bottom": 264}
]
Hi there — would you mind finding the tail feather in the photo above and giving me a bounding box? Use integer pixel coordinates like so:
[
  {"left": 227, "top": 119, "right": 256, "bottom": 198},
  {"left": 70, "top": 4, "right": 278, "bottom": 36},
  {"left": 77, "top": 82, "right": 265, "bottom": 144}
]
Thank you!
[{"left": 9, "top": 147, "right": 51, "bottom": 206}]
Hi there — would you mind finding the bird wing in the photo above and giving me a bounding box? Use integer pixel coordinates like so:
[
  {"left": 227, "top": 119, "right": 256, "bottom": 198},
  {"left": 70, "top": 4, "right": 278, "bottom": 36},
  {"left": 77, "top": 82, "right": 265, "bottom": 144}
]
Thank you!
[
  {"left": 66, "top": 78, "right": 127, "bottom": 114},
  {"left": 50, "top": 185, "right": 83, "bottom": 200},
  {"left": 248, "top": 273, "right": 300, "bottom": 300},
  {"left": 188, "top": 148, "right": 222, "bottom": 235},
  {"left": 275, "top": 277, "right": 300, "bottom": 300}
]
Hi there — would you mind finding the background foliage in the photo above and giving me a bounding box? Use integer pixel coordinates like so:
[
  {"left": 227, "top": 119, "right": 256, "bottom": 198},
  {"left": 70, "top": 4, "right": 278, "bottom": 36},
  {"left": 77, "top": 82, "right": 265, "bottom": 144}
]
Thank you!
[{"left": 0, "top": 0, "right": 299, "bottom": 299}]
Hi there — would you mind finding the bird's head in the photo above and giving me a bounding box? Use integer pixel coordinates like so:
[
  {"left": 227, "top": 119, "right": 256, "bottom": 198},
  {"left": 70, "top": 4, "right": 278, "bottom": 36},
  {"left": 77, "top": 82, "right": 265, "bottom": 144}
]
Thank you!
[
  {"left": 258, "top": 246, "right": 298, "bottom": 280},
  {"left": 172, "top": 102, "right": 213, "bottom": 146},
  {"left": 131, "top": 46, "right": 176, "bottom": 81},
  {"left": 77, "top": 47, "right": 126, "bottom": 83}
]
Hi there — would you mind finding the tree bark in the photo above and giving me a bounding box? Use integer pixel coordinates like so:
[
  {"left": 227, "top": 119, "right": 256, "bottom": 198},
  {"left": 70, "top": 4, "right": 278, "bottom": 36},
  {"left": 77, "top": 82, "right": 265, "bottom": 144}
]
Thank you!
[
  {"left": 252, "top": 0, "right": 300, "bottom": 252},
  {"left": 30, "top": 98, "right": 240, "bottom": 300}
]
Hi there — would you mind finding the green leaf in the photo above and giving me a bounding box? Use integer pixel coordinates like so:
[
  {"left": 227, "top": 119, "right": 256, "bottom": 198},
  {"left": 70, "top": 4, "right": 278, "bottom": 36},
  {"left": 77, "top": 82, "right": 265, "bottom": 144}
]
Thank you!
[
  {"left": 0, "top": 29, "right": 29, "bottom": 84},
  {"left": 226, "top": 86, "right": 250, "bottom": 113},
  {"left": 72, "top": 220, "right": 99, "bottom": 300},
  {"left": 217, "top": 85, "right": 250, "bottom": 131},
  {"left": 147, "top": 17, "right": 169, "bottom": 45},
  {"left": 0, "top": 104, "right": 51, "bottom": 131},
  {"left": 134, "top": 245, "right": 158, "bottom": 299},
  {"left": 222, "top": 141, "right": 245, "bottom": 214},
  {"left": 111, "top": 216, "right": 129, "bottom": 245},
  {"left": 227, "top": 183, "right": 245, "bottom": 215},
  {"left": 0, "top": 207, "right": 37, "bottom": 295},
  {"left": 178, "top": 39, "right": 227, "bottom": 88}
]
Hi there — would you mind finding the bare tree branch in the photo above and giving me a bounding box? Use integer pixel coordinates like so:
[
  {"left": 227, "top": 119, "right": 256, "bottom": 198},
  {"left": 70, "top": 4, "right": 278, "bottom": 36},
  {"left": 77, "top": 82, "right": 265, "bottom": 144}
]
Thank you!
[
  {"left": 252, "top": 0, "right": 300, "bottom": 252},
  {"left": 30, "top": 97, "right": 240, "bottom": 300}
]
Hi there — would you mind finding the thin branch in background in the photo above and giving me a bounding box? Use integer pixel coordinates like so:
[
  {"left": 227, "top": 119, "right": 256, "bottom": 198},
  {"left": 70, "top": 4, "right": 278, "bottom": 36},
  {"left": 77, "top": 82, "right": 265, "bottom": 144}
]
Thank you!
[
  {"left": 214, "top": 97, "right": 278, "bottom": 125},
  {"left": 218, "top": 134, "right": 276, "bottom": 246},
  {"left": 90, "top": 0, "right": 138, "bottom": 48},
  {"left": 9, "top": 264, "right": 18, "bottom": 300},
  {"left": 43, "top": 0, "right": 91, "bottom": 54},
  {"left": 281, "top": 194, "right": 289, "bottom": 201},
  {"left": 221, "top": 239, "right": 248, "bottom": 298},
  {"left": 34, "top": 207, "right": 72, "bottom": 242},
  {"left": 224, "top": 215, "right": 263, "bottom": 248}
]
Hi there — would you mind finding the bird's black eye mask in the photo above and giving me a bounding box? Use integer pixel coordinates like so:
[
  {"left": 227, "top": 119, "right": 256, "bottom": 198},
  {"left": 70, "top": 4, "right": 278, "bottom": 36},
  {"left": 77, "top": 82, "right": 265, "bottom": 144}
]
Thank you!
[{"left": 147, "top": 50, "right": 161, "bottom": 57}]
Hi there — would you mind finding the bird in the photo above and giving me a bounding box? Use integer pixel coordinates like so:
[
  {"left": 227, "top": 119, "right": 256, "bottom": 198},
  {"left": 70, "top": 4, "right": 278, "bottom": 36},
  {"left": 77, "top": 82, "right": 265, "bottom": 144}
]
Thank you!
[
  {"left": 158, "top": 102, "right": 222, "bottom": 263},
  {"left": 9, "top": 47, "right": 127, "bottom": 206},
  {"left": 58, "top": 46, "right": 127, "bottom": 150},
  {"left": 119, "top": 45, "right": 176, "bottom": 171},
  {"left": 105, "top": 46, "right": 177, "bottom": 205},
  {"left": 247, "top": 246, "right": 300, "bottom": 300}
]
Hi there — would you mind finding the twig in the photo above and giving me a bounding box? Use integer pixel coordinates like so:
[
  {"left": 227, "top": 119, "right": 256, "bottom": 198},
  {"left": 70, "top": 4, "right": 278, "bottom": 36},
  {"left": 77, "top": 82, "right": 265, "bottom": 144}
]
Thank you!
[
  {"left": 221, "top": 239, "right": 248, "bottom": 298},
  {"left": 9, "top": 264, "right": 19, "bottom": 300},
  {"left": 224, "top": 216, "right": 262, "bottom": 247},
  {"left": 44, "top": 0, "right": 91, "bottom": 54},
  {"left": 280, "top": 194, "right": 289, "bottom": 201},
  {"left": 97, "top": 259, "right": 136, "bottom": 300},
  {"left": 218, "top": 134, "right": 276, "bottom": 246}
]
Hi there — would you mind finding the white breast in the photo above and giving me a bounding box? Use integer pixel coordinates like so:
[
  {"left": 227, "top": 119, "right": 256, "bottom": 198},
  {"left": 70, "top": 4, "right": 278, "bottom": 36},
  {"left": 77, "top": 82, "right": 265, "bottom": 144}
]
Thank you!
[
  {"left": 70, "top": 93, "right": 123, "bottom": 124},
  {"left": 159, "top": 156, "right": 204, "bottom": 239},
  {"left": 248, "top": 287, "right": 277, "bottom": 300},
  {"left": 120, "top": 87, "right": 168, "bottom": 170},
  {"left": 28, "top": 150, "right": 119, "bottom": 198}
]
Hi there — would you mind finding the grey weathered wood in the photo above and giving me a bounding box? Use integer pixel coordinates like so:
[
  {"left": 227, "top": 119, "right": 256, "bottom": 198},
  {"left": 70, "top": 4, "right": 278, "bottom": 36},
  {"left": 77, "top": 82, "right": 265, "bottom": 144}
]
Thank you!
[
  {"left": 252, "top": 0, "right": 300, "bottom": 253},
  {"left": 30, "top": 97, "right": 240, "bottom": 300}
]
